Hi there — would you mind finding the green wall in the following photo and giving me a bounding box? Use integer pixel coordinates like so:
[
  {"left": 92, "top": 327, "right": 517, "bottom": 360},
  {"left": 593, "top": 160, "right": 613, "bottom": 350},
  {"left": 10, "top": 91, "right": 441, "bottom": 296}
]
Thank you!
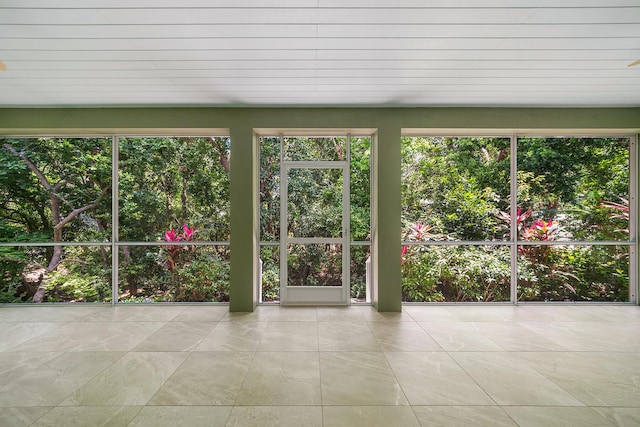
[{"left": 1, "top": 107, "right": 639, "bottom": 311}]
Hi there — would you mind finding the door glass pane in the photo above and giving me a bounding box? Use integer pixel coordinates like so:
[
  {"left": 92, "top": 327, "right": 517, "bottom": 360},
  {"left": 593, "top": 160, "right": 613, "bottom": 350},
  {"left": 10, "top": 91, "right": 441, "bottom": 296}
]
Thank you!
[
  {"left": 287, "top": 168, "right": 343, "bottom": 238},
  {"left": 287, "top": 243, "right": 342, "bottom": 287},
  {"left": 517, "top": 245, "right": 629, "bottom": 302},
  {"left": 284, "top": 136, "right": 346, "bottom": 161}
]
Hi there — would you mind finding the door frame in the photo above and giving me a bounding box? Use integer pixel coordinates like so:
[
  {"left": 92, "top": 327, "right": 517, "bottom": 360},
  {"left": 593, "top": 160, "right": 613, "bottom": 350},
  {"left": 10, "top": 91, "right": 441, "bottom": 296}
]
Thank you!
[{"left": 280, "top": 160, "right": 350, "bottom": 305}]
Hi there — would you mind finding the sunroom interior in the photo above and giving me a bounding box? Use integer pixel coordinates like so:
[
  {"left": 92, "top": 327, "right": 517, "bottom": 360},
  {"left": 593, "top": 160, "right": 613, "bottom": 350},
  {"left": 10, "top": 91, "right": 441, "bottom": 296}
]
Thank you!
[{"left": 1, "top": 2, "right": 640, "bottom": 426}]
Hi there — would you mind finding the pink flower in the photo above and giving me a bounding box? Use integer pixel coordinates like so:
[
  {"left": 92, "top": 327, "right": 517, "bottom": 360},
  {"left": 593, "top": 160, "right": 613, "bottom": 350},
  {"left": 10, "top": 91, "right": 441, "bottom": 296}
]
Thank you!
[
  {"left": 516, "top": 208, "right": 533, "bottom": 224},
  {"left": 409, "top": 221, "right": 433, "bottom": 240},
  {"left": 182, "top": 224, "right": 198, "bottom": 241},
  {"left": 165, "top": 229, "right": 181, "bottom": 242}
]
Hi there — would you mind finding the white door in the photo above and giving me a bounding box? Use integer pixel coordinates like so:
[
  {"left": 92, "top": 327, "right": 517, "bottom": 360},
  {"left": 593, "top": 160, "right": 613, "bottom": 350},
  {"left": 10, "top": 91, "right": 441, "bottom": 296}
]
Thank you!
[{"left": 280, "top": 162, "right": 349, "bottom": 305}]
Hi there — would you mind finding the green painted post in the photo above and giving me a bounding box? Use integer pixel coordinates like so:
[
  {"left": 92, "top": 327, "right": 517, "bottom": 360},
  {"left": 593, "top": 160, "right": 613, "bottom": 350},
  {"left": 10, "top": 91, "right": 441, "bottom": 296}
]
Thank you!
[
  {"left": 373, "top": 125, "right": 402, "bottom": 312},
  {"left": 229, "top": 125, "right": 258, "bottom": 312}
]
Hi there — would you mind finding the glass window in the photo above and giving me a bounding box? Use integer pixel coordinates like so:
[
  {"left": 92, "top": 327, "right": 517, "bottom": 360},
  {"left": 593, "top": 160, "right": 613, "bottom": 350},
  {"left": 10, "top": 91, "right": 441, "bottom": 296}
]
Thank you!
[
  {"left": 0, "top": 137, "right": 112, "bottom": 243},
  {"left": 118, "top": 136, "right": 231, "bottom": 302},
  {"left": 517, "top": 137, "right": 629, "bottom": 241},
  {"left": 118, "top": 244, "right": 229, "bottom": 303},
  {"left": 402, "top": 245, "right": 511, "bottom": 302},
  {"left": 119, "top": 136, "right": 230, "bottom": 242},
  {"left": 401, "top": 135, "right": 633, "bottom": 304},
  {"left": 284, "top": 136, "right": 346, "bottom": 161},
  {"left": 402, "top": 137, "right": 510, "bottom": 241},
  {"left": 518, "top": 245, "right": 629, "bottom": 302}
]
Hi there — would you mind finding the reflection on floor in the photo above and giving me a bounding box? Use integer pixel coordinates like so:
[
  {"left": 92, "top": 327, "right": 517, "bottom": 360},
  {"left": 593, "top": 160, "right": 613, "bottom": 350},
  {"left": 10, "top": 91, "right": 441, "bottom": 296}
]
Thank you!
[{"left": 1, "top": 304, "right": 640, "bottom": 426}]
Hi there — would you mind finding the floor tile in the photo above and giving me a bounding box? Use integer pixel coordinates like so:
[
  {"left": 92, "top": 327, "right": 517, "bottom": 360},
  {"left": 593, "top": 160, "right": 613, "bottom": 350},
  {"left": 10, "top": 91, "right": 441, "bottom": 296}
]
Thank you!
[
  {"left": 133, "top": 321, "right": 215, "bottom": 351},
  {"left": 593, "top": 306, "right": 640, "bottom": 322},
  {"left": 357, "top": 306, "right": 414, "bottom": 322},
  {"left": 318, "top": 322, "right": 379, "bottom": 351},
  {"left": 502, "top": 406, "right": 614, "bottom": 427},
  {"left": 0, "top": 306, "right": 96, "bottom": 323},
  {"left": 226, "top": 406, "right": 322, "bottom": 427},
  {"left": 2, "top": 304, "right": 640, "bottom": 426},
  {"left": 30, "top": 406, "right": 142, "bottom": 427},
  {"left": 0, "top": 352, "right": 62, "bottom": 385},
  {"left": 171, "top": 305, "right": 228, "bottom": 322},
  {"left": 450, "top": 352, "right": 585, "bottom": 406},
  {"left": 593, "top": 407, "right": 640, "bottom": 427},
  {"left": 0, "top": 351, "right": 124, "bottom": 407},
  {"left": 323, "top": 406, "right": 420, "bottom": 427},
  {"left": 9, "top": 321, "right": 165, "bottom": 352},
  {"left": 148, "top": 352, "right": 253, "bottom": 406},
  {"left": 471, "top": 321, "right": 568, "bottom": 351},
  {"left": 521, "top": 321, "right": 640, "bottom": 352},
  {"left": 316, "top": 307, "right": 367, "bottom": 322},
  {"left": 258, "top": 321, "right": 318, "bottom": 351},
  {"left": 369, "top": 321, "right": 442, "bottom": 351},
  {"left": 412, "top": 406, "right": 517, "bottom": 427},
  {"left": 221, "top": 306, "right": 276, "bottom": 322},
  {"left": 128, "top": 406, "right": 231, "bottom": 427},
  {"left": 385, "top": 352, "right": 494, "bottom": 405},
  {"left": 446, "top": 306, "right": 513, "bottom": 322},
  {"left": 516, "top": 352, "right": 640, "bottom": 407},
  {"left": 515, "top": 305, "right": 612, "bottom": 322},
  {"left": 0, "top": 407, "right": 51, "bottom": 427},
  {"left": 61, "top": 352, "right": 187, "bottom": 406},
  {"left": 196, "top": 321, "right": 267, "bottom": 351},
  {"left": 320, "top": 352, "right": 408, "bottom": 406},
  {"left": 236, "top": 352, "right": 321, "bottom": 405},
  {"left": 0, "top": 322, "right": 58, "bottom": 351},
  {"left": 79, "top": 305, "right": 187, "bottom": 322},
  {"left": 403, "top": 306, "right": 460, "bottom": 322},
  {"left": 267, "top": 307, "right": 317, "bottom": 322},
  {"left": 419, "top": 322, "right": 504, "bottom": 351}
]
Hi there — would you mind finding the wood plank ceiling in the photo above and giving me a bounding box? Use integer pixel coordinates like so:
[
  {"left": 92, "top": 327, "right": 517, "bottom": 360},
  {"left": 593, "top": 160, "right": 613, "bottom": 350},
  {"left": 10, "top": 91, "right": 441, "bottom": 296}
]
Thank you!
[{"left": 0, "top": 0, "right": 639, "bottom": 107}]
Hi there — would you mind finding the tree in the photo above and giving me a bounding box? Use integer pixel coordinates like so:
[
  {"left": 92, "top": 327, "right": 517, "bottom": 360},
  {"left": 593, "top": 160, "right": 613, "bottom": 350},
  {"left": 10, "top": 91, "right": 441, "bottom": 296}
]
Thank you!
[{"left": 1, "top": 138, "right": 111, "bottom": 302}]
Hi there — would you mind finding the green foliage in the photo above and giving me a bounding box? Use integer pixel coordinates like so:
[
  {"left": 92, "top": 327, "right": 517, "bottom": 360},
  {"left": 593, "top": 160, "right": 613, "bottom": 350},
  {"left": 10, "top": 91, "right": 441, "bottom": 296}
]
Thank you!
[
  {"left": 0, "top": 241, "right": 28, "bottom": 303},
  {"left": 402, "top": 246, "right": 510, "bottom": 302},
  {"left": 402, "top": 137, "right": 509, "bottom": 240},
  {"left": 401, "top": 136, "right": 630, "bottom": 303},
  {"left": 1, "top": 137, "right": 230, "bottom": 303},
  {"left": 119, "top": 137, "right": 230, "bottom": 242},
  {"left": 259, "top": 246, "right": 280, "bottom": 302}
]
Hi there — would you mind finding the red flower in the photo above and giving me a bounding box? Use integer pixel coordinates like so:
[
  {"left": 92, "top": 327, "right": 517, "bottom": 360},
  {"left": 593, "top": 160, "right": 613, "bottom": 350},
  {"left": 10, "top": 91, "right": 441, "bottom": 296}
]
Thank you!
[
  {"left": 182, "top": 224, "right": 198, "bottom": 241},
  {"left": 165, "top": 229, "right": 181, "bottom": 242}
]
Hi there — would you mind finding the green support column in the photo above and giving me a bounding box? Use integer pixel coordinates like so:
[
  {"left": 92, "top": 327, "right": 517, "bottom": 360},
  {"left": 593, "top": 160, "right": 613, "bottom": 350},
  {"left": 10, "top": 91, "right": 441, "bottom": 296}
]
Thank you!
[
  {"left": 373, "top": 125, "right": 402, "bottom": 312},
  {"left": 229, "top": 125, "right": 258, "bottom": 312}
]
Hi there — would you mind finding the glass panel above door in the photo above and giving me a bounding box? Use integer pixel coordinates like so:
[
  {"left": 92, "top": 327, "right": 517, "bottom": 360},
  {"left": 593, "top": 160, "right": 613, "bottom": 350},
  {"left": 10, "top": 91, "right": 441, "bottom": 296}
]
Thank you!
[{"left": 284, "top": 136, "right": 346, "bottom": 161}]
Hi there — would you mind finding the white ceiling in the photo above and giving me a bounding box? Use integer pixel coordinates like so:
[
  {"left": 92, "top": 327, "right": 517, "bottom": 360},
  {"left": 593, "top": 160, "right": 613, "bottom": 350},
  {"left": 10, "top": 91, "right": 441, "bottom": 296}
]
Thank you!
[{"left": 0, "top": 0, "right": 639, "bottom": 107}]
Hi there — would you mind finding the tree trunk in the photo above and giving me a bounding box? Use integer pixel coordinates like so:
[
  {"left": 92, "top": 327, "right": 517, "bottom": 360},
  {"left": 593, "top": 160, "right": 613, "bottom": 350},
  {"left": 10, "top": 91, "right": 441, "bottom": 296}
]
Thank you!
[
  {"left": 4, "top": 143, "right": 110, "bottom": 302},
  {"left": 209, "top": 137, "right": 230, "bottom": 173},
  {"left": 181, "top": 177, "right": 188, "bottom": 221}
]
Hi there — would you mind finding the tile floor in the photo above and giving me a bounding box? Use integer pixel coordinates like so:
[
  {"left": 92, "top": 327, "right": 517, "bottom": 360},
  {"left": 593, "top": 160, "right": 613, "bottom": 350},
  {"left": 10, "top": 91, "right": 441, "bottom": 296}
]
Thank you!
[{"left": 1, "top": 304, "right": 640, "bottom": 426}]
